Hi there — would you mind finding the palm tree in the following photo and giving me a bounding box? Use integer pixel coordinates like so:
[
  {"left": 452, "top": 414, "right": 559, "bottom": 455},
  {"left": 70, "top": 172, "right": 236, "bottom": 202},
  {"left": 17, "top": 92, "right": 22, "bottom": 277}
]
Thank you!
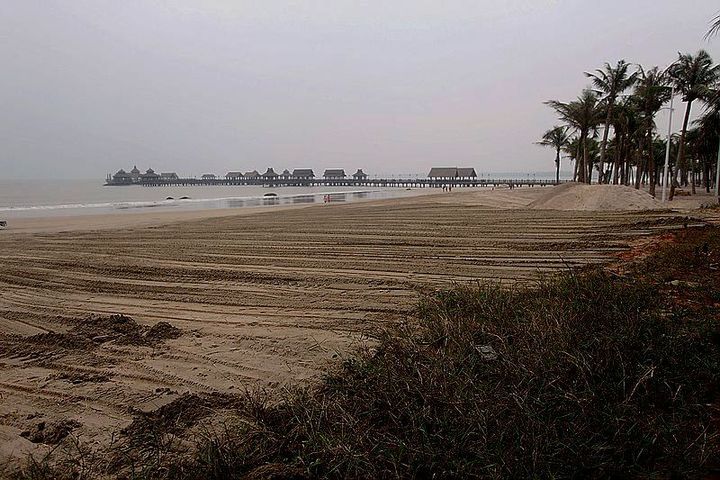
[
  {"left": 632, "top": 66, "right": 672, "bottom": 196},
  {"left": 667, "top": 50, "right": 719, "bottom": 196},
  {"left": 536, "top": 126, "right": 570, "bottom": 183},
  {"left": 545, "top": 89, "right": 603, "bottom": 183},
  {"left": 585, "top": 60, "right": 638, "bottom": 183},
  {"left": 705, "top": 13, "right": 720, "bottom": 39}
]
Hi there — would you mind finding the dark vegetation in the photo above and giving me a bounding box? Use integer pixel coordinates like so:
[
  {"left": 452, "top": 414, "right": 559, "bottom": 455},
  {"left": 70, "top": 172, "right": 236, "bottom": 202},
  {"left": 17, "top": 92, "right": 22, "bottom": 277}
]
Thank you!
[
  {"left": 10, "top": 227, "right": 720, "bottom": 479},
  {"left": 539, "top": 46, "right": 720, "bottom": 198}
]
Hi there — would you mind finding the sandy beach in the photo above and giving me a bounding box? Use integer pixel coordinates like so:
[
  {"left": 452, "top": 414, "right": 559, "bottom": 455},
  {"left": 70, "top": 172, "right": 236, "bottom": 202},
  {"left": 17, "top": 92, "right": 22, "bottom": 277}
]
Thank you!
[{"left": 0, "top": 186, "right": 715, "bottom": 464}]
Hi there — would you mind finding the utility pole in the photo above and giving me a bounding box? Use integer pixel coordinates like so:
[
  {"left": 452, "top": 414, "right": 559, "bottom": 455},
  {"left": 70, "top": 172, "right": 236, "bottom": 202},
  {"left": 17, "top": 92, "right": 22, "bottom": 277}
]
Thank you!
[
  {"left": 661, "top": 87, "right": 675, "bottom": 203},
  {"left": 715, "top": 135, "right": 720, "bottom": 202}
]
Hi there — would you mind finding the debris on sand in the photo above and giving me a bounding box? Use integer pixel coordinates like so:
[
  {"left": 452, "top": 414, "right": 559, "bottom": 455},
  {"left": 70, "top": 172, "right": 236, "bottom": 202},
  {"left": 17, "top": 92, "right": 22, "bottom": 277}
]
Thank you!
[
  {"left": 145, "top": 321, "right": 182, "bottom": 341},
  {"left": 529, "top": 183, "right": 662, "bottom": 211},
  {"left": 72, "top": 314, "right": 182, "bottom": 346},
  {"left": 0, "top": 315, "right": 183, "bottom": 360},
  {"left": 20, "top": 419, "right": 82, "bottom": 445},
  {"left": 54, "top": 370, "right": 112, "bottom": 384},
  {"left": 122, "top": 393, "right": 241, "bottom": 443}
]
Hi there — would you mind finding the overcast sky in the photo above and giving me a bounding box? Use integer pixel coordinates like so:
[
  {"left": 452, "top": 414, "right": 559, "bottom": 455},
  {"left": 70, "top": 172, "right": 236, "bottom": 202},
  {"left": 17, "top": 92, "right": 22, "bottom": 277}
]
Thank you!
[{"left": 1, "top": 0, "right": 718, "bottom": 179}]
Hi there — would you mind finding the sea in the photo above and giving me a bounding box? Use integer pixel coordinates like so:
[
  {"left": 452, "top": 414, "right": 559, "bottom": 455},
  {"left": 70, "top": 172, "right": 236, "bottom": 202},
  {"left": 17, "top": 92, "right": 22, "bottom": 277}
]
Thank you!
[
  {"left": 0, "top": 172, "right": 570, "bottom": 219},
  {"left": 0, "top": 179, "right": 421, "bottom": 219}
]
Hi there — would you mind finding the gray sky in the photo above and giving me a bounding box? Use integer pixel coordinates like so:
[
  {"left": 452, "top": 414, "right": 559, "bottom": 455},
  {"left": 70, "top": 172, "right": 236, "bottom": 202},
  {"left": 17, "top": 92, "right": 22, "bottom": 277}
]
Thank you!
[{"left": 1, "top": 0, "right": 718, "bottom": 179}]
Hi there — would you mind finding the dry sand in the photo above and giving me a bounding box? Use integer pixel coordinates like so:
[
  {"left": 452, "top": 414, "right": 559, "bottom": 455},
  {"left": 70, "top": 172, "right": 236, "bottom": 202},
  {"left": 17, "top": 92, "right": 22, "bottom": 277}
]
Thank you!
[
  {"left": 0, "top": 185, "right": 712, "bottom": 465},
  {"left": 530, "top": 183, "right": 662, "bottom": 211}
]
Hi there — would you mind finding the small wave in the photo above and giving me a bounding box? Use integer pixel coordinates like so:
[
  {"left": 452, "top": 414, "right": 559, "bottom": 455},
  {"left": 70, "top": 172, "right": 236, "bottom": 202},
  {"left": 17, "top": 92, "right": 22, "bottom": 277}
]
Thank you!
[{"left": 0, "top": 190, "right": 379, "bottom": 213}]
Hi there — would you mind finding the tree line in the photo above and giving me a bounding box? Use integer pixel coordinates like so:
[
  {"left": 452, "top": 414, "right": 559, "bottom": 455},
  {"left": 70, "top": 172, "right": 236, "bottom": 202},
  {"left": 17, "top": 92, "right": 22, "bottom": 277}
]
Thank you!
[{"left": 538, "top": 23, "right": 720, "bottom": 201}]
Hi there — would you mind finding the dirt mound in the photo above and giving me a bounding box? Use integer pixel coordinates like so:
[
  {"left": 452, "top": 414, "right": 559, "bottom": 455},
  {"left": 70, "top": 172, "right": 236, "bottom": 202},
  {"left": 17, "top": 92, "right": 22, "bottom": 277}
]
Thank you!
[
  {"left": 69, "top": 314, "right": 182, "bottom": 346},
  {"left": 122, "top": 393, "right": 240, "bottom": 442},
  {"left": 73, "top": 314, "right": 145, "bottom": 344},
  {"left": 529, "top": 183, "right": 662, "bottom": 211},
  {"left": 145, "top": 321, "right": 182, "bottom": 341},
  {"left": 0, "top": 315, "right": 183, "bottom": 361},
  {"left": 20, "top": 419, "right": 81, "bottom": 445}
]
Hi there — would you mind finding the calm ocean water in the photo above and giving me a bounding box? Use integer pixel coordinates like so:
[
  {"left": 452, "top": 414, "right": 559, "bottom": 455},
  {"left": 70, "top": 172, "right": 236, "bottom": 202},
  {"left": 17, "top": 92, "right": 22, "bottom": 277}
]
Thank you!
[{"left": 0, "top": 179, "right": 418, "bottom": 218}]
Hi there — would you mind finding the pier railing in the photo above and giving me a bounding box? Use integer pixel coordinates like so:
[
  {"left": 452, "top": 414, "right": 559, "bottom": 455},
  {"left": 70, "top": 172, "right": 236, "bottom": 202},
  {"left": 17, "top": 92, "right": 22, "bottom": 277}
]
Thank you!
[{"left": 105, "top": 178, "right": 569, "bottom": 188}]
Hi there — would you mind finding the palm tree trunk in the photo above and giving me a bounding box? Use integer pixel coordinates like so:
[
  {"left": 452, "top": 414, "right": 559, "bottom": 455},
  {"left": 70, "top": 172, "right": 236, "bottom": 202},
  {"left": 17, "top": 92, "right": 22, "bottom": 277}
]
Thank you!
[
  {"left": 634, "top": 142, "right": 644, "bottom": 190},
  {"left": 676, "top": 99, "right": 693, "bottom": 194},
  {"left": 598, "top": 107, "right": 613, "bottom": 184},
  {"left": 573, "top": 143, "right": 581, "bottom": 182},
  {"left": 584, "top": 137, "right": 591, "bottom": 184},
  {"left": 555, "top": 149, "right": 560, "bottom": 184},
  {"left": 612, "top": 131, "right": 622, "bottom": 184},
  {"left": 647, "top": 131, "right": 656, "bottom": 197}
]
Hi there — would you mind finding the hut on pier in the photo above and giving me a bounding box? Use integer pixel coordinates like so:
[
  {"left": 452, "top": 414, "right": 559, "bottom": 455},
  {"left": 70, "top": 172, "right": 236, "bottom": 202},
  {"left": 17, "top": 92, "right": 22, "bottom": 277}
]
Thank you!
[
  {"left": 244, "top": 170, "right": 260, "bottom": 179},
  {"left": 226, "top": 171, "right": 244, "bottom": 179},
  {"left": 352, "top": 169, "right": 368, "bottom": 180},
  {"left": 427, "top": 167, "right": 459, "bottom": 179},
  {"left": 457, "top": 168, "right": 477, "bottom": 180},
  {"left": 281, "top": 169, "right": 291, "bottom": 179},
  {"left": 140, "top": 168, "right": 160, "bottom": 182},
  {"left": 112, "top": 169, "right": 133, "bottom": 184},
  {"left": 262, "top": 168, "right": 279, "bottom": 179},
  {"left": 130, "top": 166, "right": 141, "bottom": 182},
  {"left": 161, "top": 172, "right": 179, "bottom": 180},
  {"left": 324, "top": 169, "right": 346, "bottom": 179},
  {"left": 292, "top": 169, "right": 315, "bottom": 179}
]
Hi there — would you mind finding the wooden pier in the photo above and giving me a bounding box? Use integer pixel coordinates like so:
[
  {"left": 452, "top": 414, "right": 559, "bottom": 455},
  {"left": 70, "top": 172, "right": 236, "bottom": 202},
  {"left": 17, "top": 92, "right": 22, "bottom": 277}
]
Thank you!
[{"left": 105, "top": 177, "right": 566, "bottom": 188}]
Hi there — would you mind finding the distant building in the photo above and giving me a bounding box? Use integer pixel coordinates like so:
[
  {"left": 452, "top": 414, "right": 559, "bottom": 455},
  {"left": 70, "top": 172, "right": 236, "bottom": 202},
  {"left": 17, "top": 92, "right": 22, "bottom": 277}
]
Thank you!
[
  {"left": 244, "top": 170, "right": 260, "bottom": 178},
  {"left": 427, "top": 167, "right": 477, "bottom": 179},
  {"left": 281, "top": 169, "right": 291, "bottom": 179},
  {"left": 292, "top": 168, "right": 315, "bottom": 179},
  {"left": 428, "top": 167, "right": 459, "bottom": 179},
  {"left": 324, "top": 169, "right": 346, "bottom": 179},
  {"left": 201, "top": 173, "right": 216, "bottom": 180},
  {"left": 130, "top": 166, "right": 141, "bottom": 182},
  {"left": 457, "top": 168, "right": 477, "bottom": 179},
  {"left": 161, "top": 172, "right": 179, "bottom": 180},
  {"left": 140, "top": 168, "right": 160, "bottom": 181},
  {"left": 262, "top": 168, "right": 278, "bottom": 178},
  {"left": 352, "top": 169, "right": 368, "bottom": 180},
  {"left": 226, "top": 171, "right": 244, "bottom": 179},
  {"left": 112, "top": 169, "right": 133, "bottom": 184}
]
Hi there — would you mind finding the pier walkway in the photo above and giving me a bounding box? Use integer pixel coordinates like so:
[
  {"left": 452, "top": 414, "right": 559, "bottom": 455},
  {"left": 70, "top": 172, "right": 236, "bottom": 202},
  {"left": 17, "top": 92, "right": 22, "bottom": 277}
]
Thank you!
[{"left": 106, "top": 178, "right": 567, "bottom": 188}]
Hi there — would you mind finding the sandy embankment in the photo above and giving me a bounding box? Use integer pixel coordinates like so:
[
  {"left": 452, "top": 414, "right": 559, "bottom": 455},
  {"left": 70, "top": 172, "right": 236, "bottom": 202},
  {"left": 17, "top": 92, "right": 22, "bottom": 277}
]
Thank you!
[{"left": 0, "top": 185, "right": 709, "bottom": 465}]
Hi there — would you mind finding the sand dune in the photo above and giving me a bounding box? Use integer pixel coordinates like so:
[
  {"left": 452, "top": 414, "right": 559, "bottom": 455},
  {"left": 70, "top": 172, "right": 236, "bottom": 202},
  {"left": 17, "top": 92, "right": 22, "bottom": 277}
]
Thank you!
[{"left": 529, "top": 182, "right": 663, "bottom": 211}]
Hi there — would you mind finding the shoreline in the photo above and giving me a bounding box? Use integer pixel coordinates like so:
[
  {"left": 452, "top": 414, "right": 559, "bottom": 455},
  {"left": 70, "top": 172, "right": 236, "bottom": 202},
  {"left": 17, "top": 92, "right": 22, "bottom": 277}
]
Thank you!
[
  {"left": 0, "top": 184, "right": 714, "bottom": 234},
  {"left": 0, "top": 188, "right": 443, "bottom": 234}
]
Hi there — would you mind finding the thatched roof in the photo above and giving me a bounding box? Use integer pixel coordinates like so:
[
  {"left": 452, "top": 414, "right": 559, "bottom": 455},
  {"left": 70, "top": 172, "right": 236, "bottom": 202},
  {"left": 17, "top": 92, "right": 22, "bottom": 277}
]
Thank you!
[
  {"left": 428, "top": 167, "right": 458, "bottom": 178},
  {"left": 262, "top": 168, "right": 278, "bottom": 177},
  {"left": 353, "top": 169, "right": 367, "bottom": 178},
  {"left": 457, "top": 167, "right": 477, "bottom": 178},
  {"left": 324, "top": 169, "right": 346, "bottom": 178},
  {"left": 226, "top": 171, "right": 244, "bottom": 177},
  {"left": 245, "top": 170, "right": 260, "bottom": 177},
  {"left": 282, "top": 169, "right": 291, "bottom": 176},
  {"left": 292, "top": 169, "right": 315, "bottom": 177}
]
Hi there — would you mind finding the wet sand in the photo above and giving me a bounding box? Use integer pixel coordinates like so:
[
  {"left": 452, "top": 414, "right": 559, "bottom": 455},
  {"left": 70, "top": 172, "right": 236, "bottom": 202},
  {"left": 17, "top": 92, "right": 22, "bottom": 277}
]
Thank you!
[{"left": 0, "top": 186, "right": 708, "bottom": 464}]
